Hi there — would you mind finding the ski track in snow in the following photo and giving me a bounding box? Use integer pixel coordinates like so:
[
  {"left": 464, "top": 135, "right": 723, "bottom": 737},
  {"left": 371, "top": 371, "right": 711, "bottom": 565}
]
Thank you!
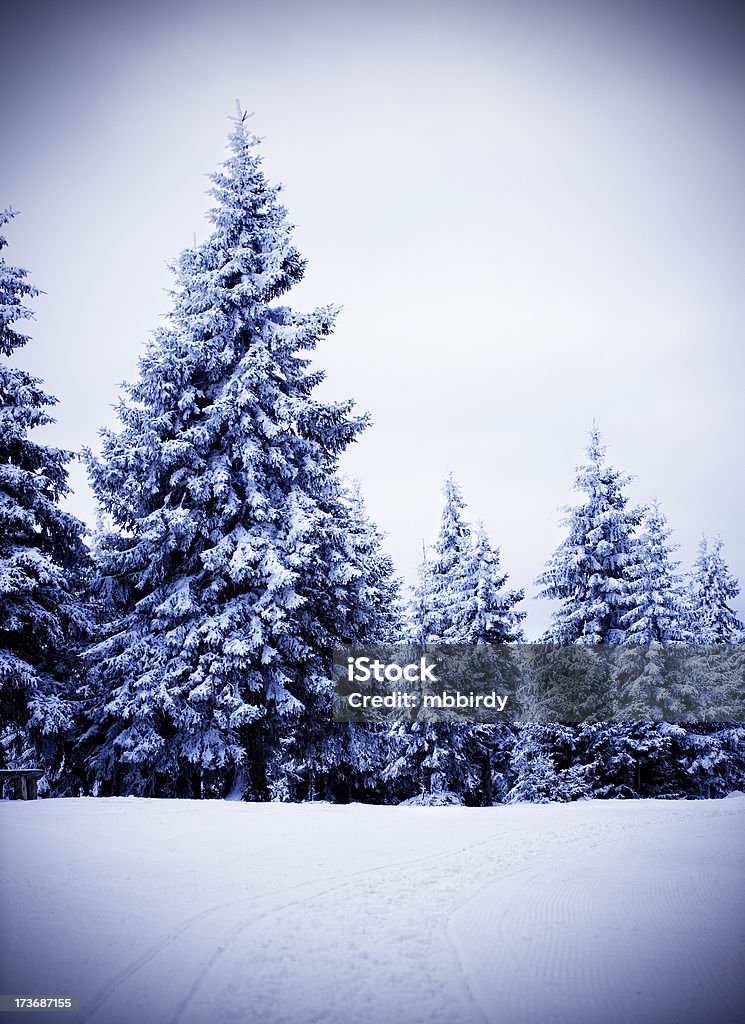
[
  {"left": 78, "top": 821, "right": 513, "bottom": 1024},
  {"left": 164, "top": 831, "right": 503, "bottom": 1024},
  {"left": 1, "top": 799, "right": 744, "bottom": 1024}
]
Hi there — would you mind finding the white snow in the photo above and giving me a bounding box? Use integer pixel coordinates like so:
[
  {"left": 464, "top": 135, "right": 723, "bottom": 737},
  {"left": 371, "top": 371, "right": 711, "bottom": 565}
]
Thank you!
[{"left": 1, "top": 798, "right": 743, "bottom": 1024}]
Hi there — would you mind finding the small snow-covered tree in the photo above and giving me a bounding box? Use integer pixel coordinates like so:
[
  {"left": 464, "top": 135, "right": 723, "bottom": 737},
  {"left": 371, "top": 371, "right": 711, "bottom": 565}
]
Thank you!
[
  {"left": 290, "top": 482, "right": 402, "bottom": 801},
  {"left": 623, "top": 500, "right": 690, "bottom": 643},
  {"left": 678, "top": 537, "right": 745, "bottom": 801},
  {"left": 507, "top": 724, "right": 588, "bottom": 803},
  {"left": 536, "top": 426, "right": 643, "bottom": 644},
  {"left": 391, "top": 478, "right": 471, "bottom": 803},
  {"left": 688, "top": 535, "right": 744, "bottom": 643},
  {"left": 448, "top": 521, "right": 524, "bottom": 803},
  {"left": 409, "top": 545, "right": 435, "bottom": 644},
  {"left": 0, "top": 209, "right": 89, "bottom": 784},
  {"left": 612, "top": 502, "right": 693, "bottom": 728},
  {"left": 428, "top": 473, "right": 472, "bottom": 641},
  {"left": 507, "top": 731, "right": 558, "bottom": 803},
  {"left": 84, "top": 113, "right": 398, "bottom": 799},
  {"left": 409, "top": 476, "right": 523, "bottom": 645},
  {"left": 453, "top": 522, "right": 525, "bottom": 644},
  {"left": 340, "top": 481, "right": 403, "bottom": 644},
  {"left": 383, "top": 717, "right": 477, "bottom": 805},
  {"left": 392, "top": 478, "right": 523, "bottom": 804}
]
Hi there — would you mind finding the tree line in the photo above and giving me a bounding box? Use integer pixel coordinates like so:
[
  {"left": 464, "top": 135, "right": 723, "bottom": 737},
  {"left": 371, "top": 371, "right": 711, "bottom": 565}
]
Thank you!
[{"left": 1, "top": 112, "right": 743, "bottom": 803}]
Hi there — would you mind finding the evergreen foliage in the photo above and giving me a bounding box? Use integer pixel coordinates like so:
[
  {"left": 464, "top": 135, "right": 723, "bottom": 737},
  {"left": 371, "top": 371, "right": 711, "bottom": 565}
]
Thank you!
[
  {"left": 410, "top": 476, "right": 524, "bottom": 645},
  {"left": 427, "top": 473, "right": 472, "bottom": 642},
  {"left": 0, "top": 210, "right": 89, "bottom": 784},
  {"left": 83, "top": 115, "right": 399, "bottom": 798},
  {"left": 4, "top": 178, "right": 743, "bottom": 805},
  {"left": 623, "top": 500, "right": 690, "bottom": 643},
  {"left": 534, "top": 428, "right": 744, "bottom": 804},
  {"left": 689, "top": 535, "right": 744, "bottom": 643},
  {"left": 507, "top": 724, "right": 588, "bottom": 803},
  {"left": 536, "top": 426, "right": 643, "bottom": 644},
  {"left": 388, "top": 477, "right": 523, "bottom": 804},
  {"left": 452, "top": 522, "right": 525, "bottom": 644}
]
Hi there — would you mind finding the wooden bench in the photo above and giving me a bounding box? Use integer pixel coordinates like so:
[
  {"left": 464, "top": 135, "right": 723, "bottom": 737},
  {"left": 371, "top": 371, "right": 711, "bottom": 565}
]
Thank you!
[{"left": 0, "top": 769, "right": 44, "bottom": 800}]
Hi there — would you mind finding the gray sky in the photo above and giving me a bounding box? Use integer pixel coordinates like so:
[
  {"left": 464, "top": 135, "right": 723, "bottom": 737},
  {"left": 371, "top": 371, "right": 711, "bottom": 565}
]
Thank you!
[{"left": 2, "top": 0, "right": 744, "bottom": 636}]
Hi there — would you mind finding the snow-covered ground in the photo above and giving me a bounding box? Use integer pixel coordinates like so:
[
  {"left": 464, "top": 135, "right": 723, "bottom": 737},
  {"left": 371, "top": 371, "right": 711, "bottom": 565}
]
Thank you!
[{"left": 1, "top": 797, "right": 744, "bottom": 1024}]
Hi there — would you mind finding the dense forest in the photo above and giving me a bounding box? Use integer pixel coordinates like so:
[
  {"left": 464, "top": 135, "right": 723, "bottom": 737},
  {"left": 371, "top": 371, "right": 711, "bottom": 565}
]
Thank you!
[{"left": 2, "top": 115, "right": 743, "bottom": 804}]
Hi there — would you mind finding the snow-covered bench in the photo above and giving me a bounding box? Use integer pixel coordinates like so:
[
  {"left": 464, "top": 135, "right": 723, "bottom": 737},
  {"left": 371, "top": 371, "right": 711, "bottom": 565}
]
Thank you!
[{"left": 0, "top": 769, "right": 44, "bottom": 800}]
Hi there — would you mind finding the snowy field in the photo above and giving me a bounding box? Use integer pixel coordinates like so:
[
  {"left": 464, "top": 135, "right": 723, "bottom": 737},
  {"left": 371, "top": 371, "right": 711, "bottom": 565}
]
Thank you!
[{"left": 1, "top": 798, "right": 744, "bottom": 1024}]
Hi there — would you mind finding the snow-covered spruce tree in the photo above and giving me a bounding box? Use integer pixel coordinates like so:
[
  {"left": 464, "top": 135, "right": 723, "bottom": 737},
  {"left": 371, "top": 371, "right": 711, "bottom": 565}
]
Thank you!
[
  {"left": 453, "top": 522, "right": 525, "bottom": 644},
  {"left": 428, "top": 472, "right": 472, "bottom": 642},
  {"left": 0, "top": 209, "right": 89, "bottom": 786},
  {"left": 409, "top": 475, "right": 525, "bottom": 645},
  {"left": 532, "top": 428, "right": 661, "bottom": 800},
  {"left": 387, "top": 477, "right": 473, "bottom": 804},
  {"left": 688, "top": 535, "right": 744, "bottom": 643},
  {"left": 290, "top": 482, "right": 402, "bottom": 802},
  {"left": 536, "top": 426, "right": 643, "bottom": 644},
  {"left": 388, "top": 478, "right": 523, "bottom": 805},
  {"left": 623, "top": 500, "right": 690, "bottom": 644},
  {"left": 507, "top": 724, "right": 589, "bottom": 803},
  {"left": 83, "top": 114, "right": 398, "bottom": 799},
  {"left": 574, "top": 721, "right": 680, "bottom": 798},
  {"left": 611, "top": 502, "right": 696, "bottom": 730},
  {"left": 678, "top": 535, "right": 745, "bottom": 798},
  {"left": 409, "top": 544, "right": 435, "bottom": 644},
  {"left": 679, "top": 723, "right": 745, "bottom": 798},
  {"left": 447, "top": 520, "right": 524, "bottom": 804}
]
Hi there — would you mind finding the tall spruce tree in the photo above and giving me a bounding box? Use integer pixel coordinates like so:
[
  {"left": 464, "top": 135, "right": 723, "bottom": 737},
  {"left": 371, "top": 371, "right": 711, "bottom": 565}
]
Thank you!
[
  {"left": 84, "top": 113, "right": 398, "bottom": 799},
  {"left": 536, "top": 426, "right": 643, "bottom": 644},
  {"left": 0, "top": 210, "right": 89, "bottom": 783}
]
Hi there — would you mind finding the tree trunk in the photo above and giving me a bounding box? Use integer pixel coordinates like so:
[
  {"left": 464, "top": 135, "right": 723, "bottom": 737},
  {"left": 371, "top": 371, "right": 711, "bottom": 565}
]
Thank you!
[
  {"left": 245, "top": 724, "right": 269, "bottom": 801},
  {"left": 480, "top": 755, "right": 493, "bottom": 806}
]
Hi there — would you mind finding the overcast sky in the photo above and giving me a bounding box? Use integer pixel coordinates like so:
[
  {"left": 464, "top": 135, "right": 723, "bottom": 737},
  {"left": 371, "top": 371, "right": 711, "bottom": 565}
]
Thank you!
[{"left": 2, "top": 0, "right": 744, "bottom": 636}]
